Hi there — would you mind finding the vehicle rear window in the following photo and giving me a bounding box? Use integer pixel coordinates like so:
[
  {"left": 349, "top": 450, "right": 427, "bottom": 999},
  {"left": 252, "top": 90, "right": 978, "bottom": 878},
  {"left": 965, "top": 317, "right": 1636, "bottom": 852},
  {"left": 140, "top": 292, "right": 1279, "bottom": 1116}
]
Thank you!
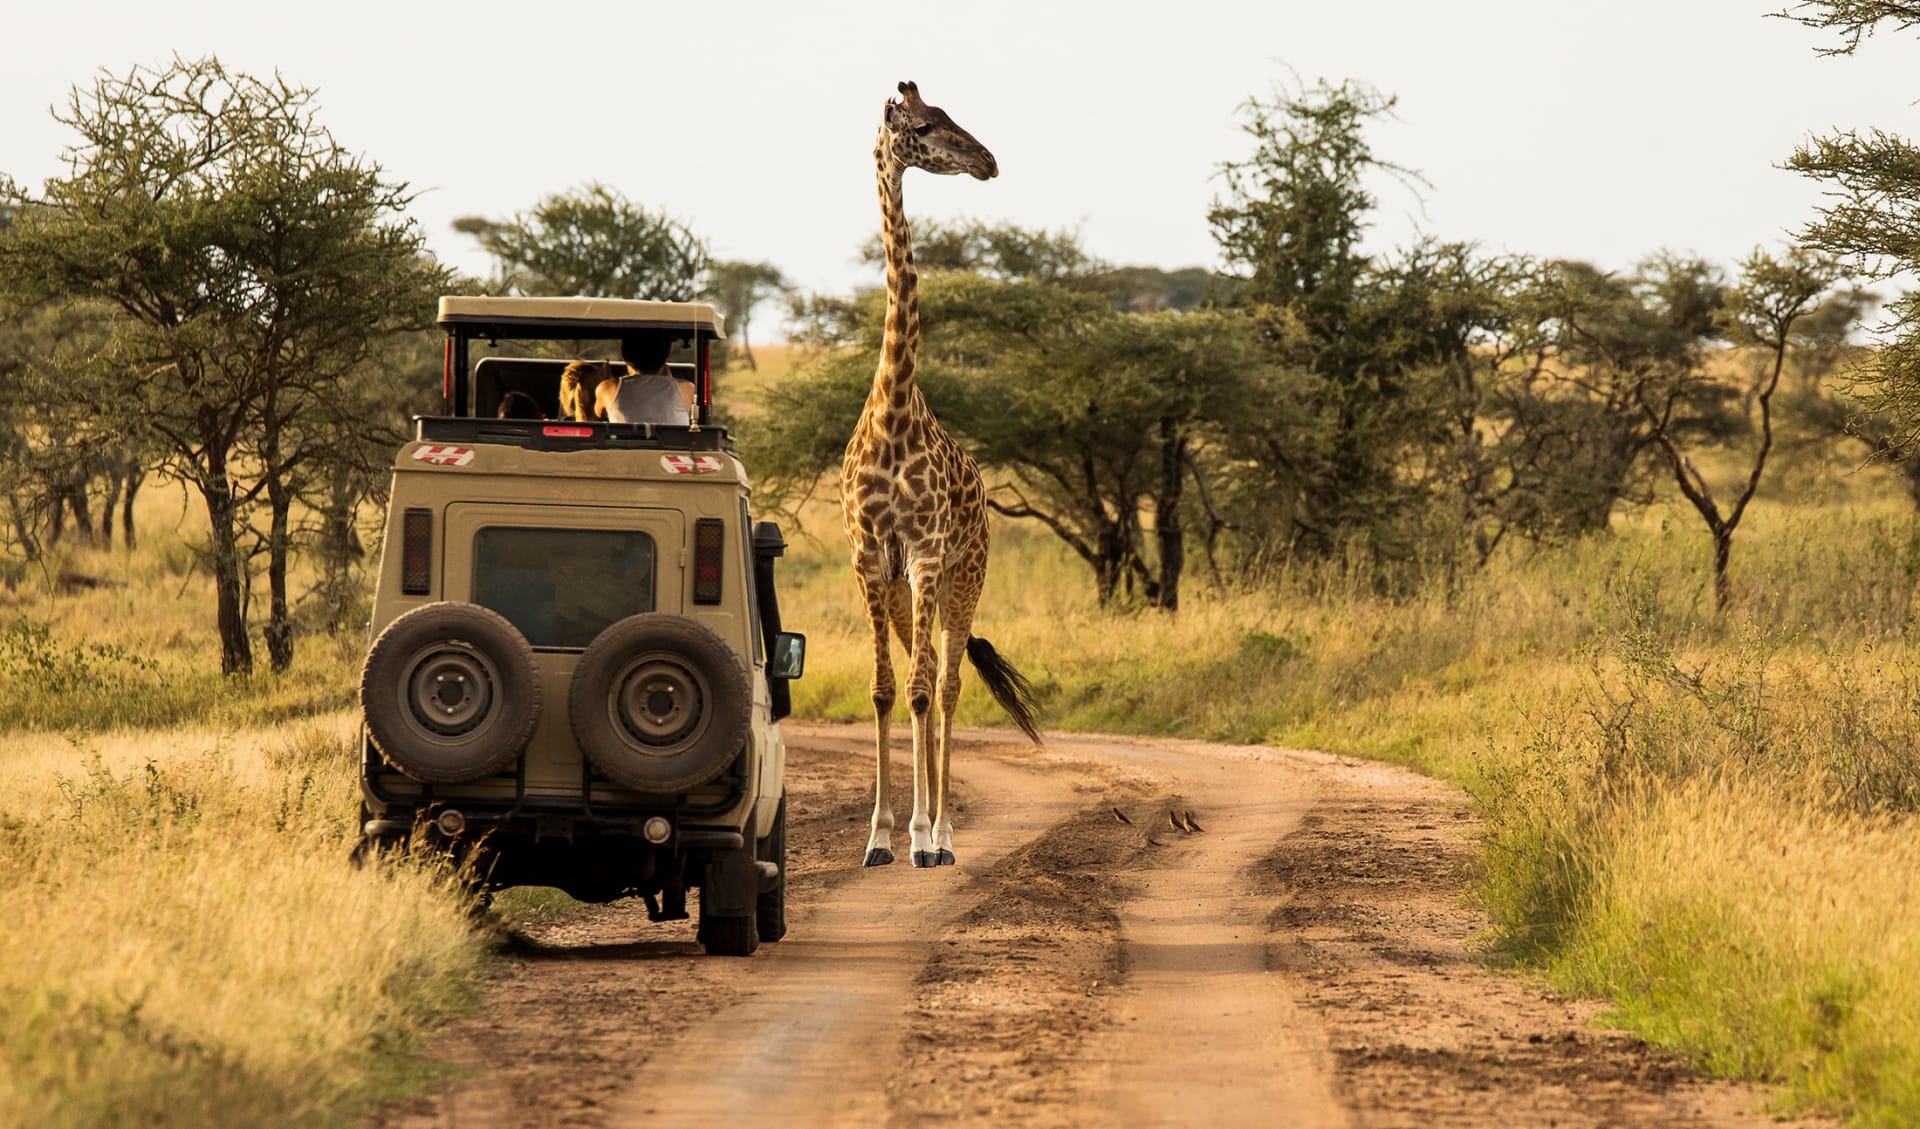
[{"left": 472, "top": 527, "right": 656, "bottom": 648}]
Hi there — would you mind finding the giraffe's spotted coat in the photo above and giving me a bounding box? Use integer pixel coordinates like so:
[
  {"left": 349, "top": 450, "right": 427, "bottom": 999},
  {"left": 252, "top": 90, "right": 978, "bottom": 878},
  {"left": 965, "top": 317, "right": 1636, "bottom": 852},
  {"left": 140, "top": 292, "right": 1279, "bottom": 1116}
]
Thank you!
[{"left": 839, "top": 81, "right": 1001, "bottom": 867}]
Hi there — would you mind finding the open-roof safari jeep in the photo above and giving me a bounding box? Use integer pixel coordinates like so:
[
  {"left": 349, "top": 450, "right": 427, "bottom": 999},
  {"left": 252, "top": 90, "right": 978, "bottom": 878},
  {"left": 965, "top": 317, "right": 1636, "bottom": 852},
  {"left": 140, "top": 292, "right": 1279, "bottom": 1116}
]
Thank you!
[{"left": 356, "top": 296, "right": 805, "bottom": 957}]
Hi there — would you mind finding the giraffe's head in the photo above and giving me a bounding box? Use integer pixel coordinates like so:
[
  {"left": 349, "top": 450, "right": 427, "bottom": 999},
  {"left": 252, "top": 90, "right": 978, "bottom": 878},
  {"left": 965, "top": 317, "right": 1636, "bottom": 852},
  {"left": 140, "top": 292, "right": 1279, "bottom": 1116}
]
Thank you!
[{"left": 881, "top": 81, "right": 997, "bottom": 181}]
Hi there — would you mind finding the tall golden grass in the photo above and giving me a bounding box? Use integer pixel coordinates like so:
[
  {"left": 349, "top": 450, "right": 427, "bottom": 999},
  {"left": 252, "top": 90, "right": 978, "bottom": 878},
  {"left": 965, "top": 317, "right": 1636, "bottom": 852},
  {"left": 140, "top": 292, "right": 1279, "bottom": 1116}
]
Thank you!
[
  {"left": 0, "top": 495, "right": 485, "bottom": 1126},
  {"left": 0, "top": 721, "right": 487, "bottom": 1127}
]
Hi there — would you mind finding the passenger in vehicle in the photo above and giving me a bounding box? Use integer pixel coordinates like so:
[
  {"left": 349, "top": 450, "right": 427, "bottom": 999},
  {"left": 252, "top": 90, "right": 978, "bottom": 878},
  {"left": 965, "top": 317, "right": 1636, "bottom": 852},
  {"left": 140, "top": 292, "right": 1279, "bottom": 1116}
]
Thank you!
[
  {"left": 497, "top": 390, "right": 544, "bottom": 419},
  {"left": 558, "top": 360, "right": 614, "bottom": 422},
  {"left": 601, "top": 336, "right": 693, "bottom": 426}
]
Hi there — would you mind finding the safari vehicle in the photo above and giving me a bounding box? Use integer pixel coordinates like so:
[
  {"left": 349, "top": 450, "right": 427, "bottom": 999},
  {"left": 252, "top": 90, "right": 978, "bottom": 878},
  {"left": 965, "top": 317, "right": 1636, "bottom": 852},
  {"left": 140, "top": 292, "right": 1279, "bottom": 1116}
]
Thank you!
[{"left": 356, "top": 296, "right": 805, "bottom": 957}]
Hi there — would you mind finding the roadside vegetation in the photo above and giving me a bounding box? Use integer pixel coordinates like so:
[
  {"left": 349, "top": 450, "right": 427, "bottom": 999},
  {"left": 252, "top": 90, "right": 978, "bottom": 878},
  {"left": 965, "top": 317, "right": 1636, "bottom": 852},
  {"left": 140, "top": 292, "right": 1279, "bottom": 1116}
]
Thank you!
[{"left": 7, "top": 6, "right": 1920, "bottom": 1123}]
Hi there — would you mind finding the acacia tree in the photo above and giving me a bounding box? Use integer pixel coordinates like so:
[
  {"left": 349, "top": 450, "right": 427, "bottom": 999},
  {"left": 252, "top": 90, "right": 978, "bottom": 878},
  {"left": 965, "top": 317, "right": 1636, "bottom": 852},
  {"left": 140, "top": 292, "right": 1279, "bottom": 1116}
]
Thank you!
[
  {"left": 0, "top": 57, "right": 446, "bottom": 674},
  {"left": 1640, "top": 247, "right": 1840, "bottom": 611},
  {"left": 746, "top": 266, "right": 1275, "bottom": 609},
  {"left": 1785, "top": 2, "right": 1920, "bottom": 445},
  {"left": 705, "top": 259, "right": 789, "bottom": 370},
  {"left": 455, "top": 183, "right": 709, "bottom": 300},
  {"left": 1206, "top": 79, "right": 1541, "bottom": 576}
]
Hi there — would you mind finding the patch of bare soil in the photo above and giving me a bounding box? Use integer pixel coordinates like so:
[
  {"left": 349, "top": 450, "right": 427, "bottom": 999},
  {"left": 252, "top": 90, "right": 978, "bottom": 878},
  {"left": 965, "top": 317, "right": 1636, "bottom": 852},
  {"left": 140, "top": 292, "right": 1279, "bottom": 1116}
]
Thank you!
[
  {"left": 1256, "top": 755, "right": 1832, "bottom": 1129},
  {"left": 367, "top": 739, "right": 875, "bottom": 1129},
  {"left": 888, "top": 792, "right": 1159, "bottom": 1124}
]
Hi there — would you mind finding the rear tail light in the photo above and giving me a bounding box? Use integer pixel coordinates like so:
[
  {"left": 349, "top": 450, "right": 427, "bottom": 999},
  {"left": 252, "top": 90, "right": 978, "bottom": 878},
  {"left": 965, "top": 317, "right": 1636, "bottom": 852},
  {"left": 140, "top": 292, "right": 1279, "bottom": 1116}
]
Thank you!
[
  {"left": 543, "top": 425, "right": 593, "bottom": 437},
  {"left": 401, "top": 508, "right": 433, "bottom": 595},
  {"left": 692, "top": 518, "right": 724, "bottom": 604}
]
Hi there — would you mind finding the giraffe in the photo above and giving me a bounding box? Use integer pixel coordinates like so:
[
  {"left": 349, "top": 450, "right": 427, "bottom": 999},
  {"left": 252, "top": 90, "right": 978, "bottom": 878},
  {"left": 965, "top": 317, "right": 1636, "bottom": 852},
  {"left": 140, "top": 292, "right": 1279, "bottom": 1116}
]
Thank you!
[{"left": 842, "top": 80, "right": 1042, "bottom": 870}]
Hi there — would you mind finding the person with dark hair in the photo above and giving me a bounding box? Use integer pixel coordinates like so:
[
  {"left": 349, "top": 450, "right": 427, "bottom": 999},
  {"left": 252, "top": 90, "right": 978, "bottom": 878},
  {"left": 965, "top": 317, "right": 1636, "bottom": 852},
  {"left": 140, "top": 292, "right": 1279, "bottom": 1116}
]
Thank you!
[
  {"left": 605, "top": 335, "right": 693, "bottom": 425},
  {"left": 498, "top": 390, "right": 544, "bottom": 419}
]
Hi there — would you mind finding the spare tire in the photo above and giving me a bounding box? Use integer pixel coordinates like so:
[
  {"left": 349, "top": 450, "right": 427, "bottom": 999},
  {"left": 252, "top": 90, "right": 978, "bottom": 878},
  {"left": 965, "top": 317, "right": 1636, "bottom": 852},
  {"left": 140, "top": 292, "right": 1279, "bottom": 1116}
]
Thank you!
[
  {"left": 569, "top": 613, "right": 751, "bottom": 793},
  {"left": 361, "top": 602, "right": 541, "bottom": 783}
]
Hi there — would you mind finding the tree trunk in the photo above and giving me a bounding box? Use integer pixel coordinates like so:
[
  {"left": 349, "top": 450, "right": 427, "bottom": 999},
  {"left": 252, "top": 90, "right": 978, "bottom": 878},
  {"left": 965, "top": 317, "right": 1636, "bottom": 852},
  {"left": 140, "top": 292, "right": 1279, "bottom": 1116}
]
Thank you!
[
  {"left": 8, "top": 493, "right": 39, "bottom": 561},
  {"left": 99, "top": 472, "right": 123, "bottom": 549},
  {"left": 1154, "top": 420, "right": 1186, "bottom": 612},
  {"left": 1713, "top": 527, "right": 1733, "bottom": 614},
  {"left": 1093, "top": 518, "right": 1134, "bottom": 607},
  {"left": 740, "top": 315, "right": 757, "bottom": 372},
  {"left": 121, "top": 466, "right": 143, "bottom": 551},
  {"left": 64, "top": 483, "right": 94, "bottom": 542},
  {"left": 201, "top": 473, "right": 253, "bottom": 675},
  {"left": 264, "top": 479, "right": 295, "bottom": 673}
]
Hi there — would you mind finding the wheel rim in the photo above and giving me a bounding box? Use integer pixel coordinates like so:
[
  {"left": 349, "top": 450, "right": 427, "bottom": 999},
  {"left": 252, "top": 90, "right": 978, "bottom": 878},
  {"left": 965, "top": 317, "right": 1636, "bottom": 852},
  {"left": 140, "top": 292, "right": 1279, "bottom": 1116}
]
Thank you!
[
  {"left": 400, "top": 643, "right": 499, "bottom": 738},
  {"left": 608, "top": 652, "right": 708, "bottom": 754}
]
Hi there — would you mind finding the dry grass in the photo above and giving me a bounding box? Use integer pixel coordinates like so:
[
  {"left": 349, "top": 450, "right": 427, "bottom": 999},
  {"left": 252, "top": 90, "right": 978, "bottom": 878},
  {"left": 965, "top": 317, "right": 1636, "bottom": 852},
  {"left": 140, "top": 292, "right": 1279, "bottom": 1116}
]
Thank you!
[
  {"left": 1566, "top": 782, "right": 1920, "bottom": 1126},
  {"left": 0, "top": 493, "right": 486, "bottom": 1127},
  {"left": 0, "top": 719, "right": 489, "bottom": 1127}
]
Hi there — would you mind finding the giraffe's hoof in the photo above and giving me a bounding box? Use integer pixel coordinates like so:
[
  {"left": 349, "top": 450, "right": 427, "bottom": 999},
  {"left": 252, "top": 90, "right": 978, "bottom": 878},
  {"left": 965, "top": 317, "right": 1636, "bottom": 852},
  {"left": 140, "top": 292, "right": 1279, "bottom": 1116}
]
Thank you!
[
  {"left": 911, "top": 850, "right": 938, "bottom": 868},
  {"left": 935, "top": 849, "right": 956, "bottom": 866},
  {"left": 862, "top": 848, "right": 894, "bottom": 867}
]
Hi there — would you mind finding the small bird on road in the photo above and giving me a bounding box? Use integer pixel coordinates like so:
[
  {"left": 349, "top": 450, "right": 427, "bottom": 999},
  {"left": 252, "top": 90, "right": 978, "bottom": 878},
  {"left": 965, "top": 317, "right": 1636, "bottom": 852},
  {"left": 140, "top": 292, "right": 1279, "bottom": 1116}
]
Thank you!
[
  {"left": 1181, "top": 810, "right": 1206, "bottom": 833},
  {"left": 1168, "top": 810, "right": 1187, "bottom": 833},
  {"left": 1110, "top": 806, "right": 1132, "bottom": 825}
]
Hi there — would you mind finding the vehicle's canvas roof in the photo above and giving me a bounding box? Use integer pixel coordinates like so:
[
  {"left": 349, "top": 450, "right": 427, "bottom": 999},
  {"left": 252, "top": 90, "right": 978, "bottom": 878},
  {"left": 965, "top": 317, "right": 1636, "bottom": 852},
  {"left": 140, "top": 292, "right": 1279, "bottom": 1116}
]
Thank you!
[{"left": 437, "top": 296, "right": 724, "bottom": 337}]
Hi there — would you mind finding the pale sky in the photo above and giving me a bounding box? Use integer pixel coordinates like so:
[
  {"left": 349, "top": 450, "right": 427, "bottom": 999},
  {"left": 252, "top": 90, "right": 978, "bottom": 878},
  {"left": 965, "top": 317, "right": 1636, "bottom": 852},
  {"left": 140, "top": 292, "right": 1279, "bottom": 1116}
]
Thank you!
[{"left": 5, "top": 1, "right": 1917, "bottom": 325}]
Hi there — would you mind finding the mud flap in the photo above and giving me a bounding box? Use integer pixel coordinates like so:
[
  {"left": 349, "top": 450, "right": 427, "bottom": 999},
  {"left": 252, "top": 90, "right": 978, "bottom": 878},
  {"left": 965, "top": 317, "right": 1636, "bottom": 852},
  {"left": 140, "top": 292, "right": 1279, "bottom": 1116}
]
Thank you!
[{"left": 703, "top": 849, "right": 759, "bottom": 919}]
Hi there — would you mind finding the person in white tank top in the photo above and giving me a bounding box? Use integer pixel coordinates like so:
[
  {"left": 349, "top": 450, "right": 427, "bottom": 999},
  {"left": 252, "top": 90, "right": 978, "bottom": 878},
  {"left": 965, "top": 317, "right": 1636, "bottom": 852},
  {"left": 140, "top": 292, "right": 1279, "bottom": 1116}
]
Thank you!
[{"left": 603, "top": 335, "right": 693, "bottom": 426}]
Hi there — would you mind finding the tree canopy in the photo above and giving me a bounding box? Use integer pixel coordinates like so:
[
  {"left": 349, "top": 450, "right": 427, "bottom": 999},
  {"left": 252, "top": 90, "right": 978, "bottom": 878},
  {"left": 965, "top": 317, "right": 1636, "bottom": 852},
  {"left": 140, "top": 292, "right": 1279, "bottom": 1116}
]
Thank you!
[
  {"left": 0, "top": 56, "right": 446, "bottom": 673},
  {"left": 455, "top": 183, "right": 709, "bottom": 300},
  {"left": 1786, "top": 2, "right": 1920, "bottom": 447}
]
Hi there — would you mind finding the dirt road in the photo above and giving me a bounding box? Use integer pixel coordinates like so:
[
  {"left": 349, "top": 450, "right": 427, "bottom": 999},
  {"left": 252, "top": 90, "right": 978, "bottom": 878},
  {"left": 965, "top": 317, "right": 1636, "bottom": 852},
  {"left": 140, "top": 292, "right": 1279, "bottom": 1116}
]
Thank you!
[{"left": 372, "top": 725, "right": 1826, "bottom": 1129}]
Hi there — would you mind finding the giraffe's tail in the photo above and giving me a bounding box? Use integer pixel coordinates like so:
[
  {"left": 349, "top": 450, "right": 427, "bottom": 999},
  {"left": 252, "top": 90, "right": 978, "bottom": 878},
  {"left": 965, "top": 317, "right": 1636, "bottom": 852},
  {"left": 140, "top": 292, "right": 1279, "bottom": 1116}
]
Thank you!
[{"left": 965, "top": 635, "right": 1043, "bottom": 745}]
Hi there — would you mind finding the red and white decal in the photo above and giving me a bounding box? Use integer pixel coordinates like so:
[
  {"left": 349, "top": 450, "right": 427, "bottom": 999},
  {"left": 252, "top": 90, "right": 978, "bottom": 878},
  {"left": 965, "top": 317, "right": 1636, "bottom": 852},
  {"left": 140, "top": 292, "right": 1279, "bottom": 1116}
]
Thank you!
[
  {"left": 412, "top": 445, "right": 475, "bottom": 467},
  {"left": 660, "top": 454, "right": 725, "bottom": 475}
]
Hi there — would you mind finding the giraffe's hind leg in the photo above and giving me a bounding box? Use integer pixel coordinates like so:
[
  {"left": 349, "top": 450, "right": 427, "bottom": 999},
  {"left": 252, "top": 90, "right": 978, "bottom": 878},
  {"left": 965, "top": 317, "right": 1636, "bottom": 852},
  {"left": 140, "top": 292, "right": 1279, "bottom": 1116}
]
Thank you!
[
  {"left": 932, "top": 544, "right": 988, "bottom": 867},
  {"left": 857, "top": 568, "right": 902, "bottom": 867}
]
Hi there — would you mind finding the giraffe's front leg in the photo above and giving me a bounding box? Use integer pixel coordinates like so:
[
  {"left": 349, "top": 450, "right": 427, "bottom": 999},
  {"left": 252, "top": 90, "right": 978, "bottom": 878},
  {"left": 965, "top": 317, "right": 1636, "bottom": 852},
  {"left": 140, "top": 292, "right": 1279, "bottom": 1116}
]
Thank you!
[
  {"left": 906, "top": 561, "right": 943, "bottom": 868},
  {"left": 858, "top": 571, "right": 898, "bottom": 868}
]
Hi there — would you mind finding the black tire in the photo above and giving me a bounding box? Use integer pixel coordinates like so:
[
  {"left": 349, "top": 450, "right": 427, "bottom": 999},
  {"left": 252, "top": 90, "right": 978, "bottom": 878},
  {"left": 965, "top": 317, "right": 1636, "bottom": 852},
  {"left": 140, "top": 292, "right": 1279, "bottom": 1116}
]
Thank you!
[
  {"left": 700, "top": 912, "right": 759, "bottom": 957},
  {"left": 567, "top": 613, "right": 751, "bottom": 793},
  {"left": 756, "top": 793, "right": 787, "bottom": 943},
  {"left": 360, "top": 602, "right": 541, "bottom": 783}
]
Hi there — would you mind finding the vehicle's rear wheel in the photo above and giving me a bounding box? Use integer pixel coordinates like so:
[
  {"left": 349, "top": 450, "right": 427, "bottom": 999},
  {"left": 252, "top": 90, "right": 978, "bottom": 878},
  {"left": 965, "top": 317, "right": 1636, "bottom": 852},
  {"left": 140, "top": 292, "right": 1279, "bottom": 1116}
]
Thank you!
[
  {"left": 699, "top": 912, "right": 759, "bottom": 957},
  {"left": 360, "top": 602, "right": 541, "bottom": 783},
  {"left": 698, "top": 847, "right": 761, "bottom": 957},
  {"left": 568, "top": 613, "right": 751, "bottom": 793},
  {"left": 757, "top": 793, "right": 787, "bottom": 943}
]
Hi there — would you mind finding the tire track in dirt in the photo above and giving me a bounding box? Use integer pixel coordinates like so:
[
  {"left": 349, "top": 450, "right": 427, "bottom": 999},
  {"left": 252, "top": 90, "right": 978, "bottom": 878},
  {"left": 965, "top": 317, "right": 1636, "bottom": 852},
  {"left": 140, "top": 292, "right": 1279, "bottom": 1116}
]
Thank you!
[
  {"left": 369, "top": 726, "right": 1828, "bottom": 1129},
  {"left": 598, "top": 738, "right": 1079, "bottom": 1127},
  {"left": 886, "top": 795, "right": 1157, "bottom": 1123},
  {"left": 1048, "top": 736, "right": 1351, "bottom": 1128}
]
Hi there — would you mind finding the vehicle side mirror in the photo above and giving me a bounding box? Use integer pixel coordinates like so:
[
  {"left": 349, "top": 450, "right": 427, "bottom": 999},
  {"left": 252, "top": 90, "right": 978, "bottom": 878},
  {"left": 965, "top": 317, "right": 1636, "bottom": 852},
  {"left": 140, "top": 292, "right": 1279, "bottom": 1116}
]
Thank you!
[{"left": 769, "top": 632, "right": 807, "bottom": 680}]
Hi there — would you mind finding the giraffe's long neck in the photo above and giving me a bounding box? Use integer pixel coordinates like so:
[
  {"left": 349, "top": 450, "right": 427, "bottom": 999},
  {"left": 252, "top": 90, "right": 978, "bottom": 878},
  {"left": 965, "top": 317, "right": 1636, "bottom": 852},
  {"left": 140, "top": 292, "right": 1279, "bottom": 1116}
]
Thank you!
[{"left": 868, "top": 138, "right": 919, "bottom": 425}]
